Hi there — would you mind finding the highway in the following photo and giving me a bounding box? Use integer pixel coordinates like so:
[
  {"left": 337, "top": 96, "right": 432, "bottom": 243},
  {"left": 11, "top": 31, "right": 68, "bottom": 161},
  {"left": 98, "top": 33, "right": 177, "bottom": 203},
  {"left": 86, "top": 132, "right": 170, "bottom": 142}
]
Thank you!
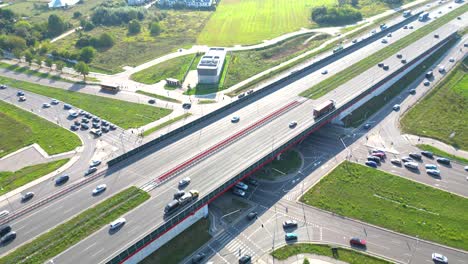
[{"left": 0, "top": 1, "right": 465, "bottom": 262}]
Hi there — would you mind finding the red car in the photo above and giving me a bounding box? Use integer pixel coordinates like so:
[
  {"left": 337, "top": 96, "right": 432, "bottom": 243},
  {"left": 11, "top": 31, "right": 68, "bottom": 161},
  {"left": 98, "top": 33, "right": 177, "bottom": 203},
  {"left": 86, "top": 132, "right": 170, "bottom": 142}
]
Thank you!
[
  {"left": 350, "top": 237, "right": 366, "bottom": 247},
  {"left": 371, "top": 152, "right": 385, "bottom": 159}
]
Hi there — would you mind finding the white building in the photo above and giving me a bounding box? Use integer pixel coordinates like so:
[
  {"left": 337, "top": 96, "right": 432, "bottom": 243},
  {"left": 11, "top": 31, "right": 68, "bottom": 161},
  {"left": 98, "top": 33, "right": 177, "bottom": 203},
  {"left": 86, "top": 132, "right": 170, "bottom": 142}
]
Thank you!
[
  {"left": 48, "top": 0, "right": 80, "bottom": 8},
  {"left": 197, "top": 47, "right": 226, "bottom": 84}
]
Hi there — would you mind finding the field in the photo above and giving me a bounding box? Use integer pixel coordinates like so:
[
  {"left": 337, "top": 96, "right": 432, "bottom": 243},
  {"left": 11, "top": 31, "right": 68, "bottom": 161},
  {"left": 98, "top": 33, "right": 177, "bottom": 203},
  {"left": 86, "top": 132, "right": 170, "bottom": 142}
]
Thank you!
[
  {"left": 52, "top": 11, "right": 211, "bottom": 73},
  {"left": 0, "top": 159, "right": 69, "bottom": 195},
  {"left": 0, "top": 76, "right": 173, "bottom": 129},
  {"left": 341, "top": 37, "right": 455, "bottom": 127},
  {"left": 417, "top": 144, "right": 468, "bottom": 164},
  {"left": 300, "top": 4, "right": 468, "bottom": 99},
  {"left": 142, "top": 113, "right": 191, "bottom": 137},
  {"left": 254, "top": 149, "right": 302, "bottom": 180},
  {"left": 0, "top": 100, "right": 81, "bottom": 158},
  {"left": 0, "top": 187, "right": 150, "bottom": 264},
  {"left": 401, "top": 57, "right": 468, "bottom": 150},
  {"left": 140, "top": 218, "right": 211, "bottom": 264},
  {"left": 272, "top": 244, "right": 391, "bottom": 264},
  {"left": 300, "top": 161, "right": 468, "bottom": 250}
]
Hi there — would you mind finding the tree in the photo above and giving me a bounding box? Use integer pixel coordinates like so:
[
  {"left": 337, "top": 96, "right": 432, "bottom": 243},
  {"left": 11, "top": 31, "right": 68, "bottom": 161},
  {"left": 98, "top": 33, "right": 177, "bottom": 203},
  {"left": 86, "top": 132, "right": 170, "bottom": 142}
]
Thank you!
[
  {"left": 47, "top": 14, "right": 67, "bottom": 37},
  {"left": 149, "top": 22, "right": 161, "bottom": 36},
  {"left": 35, "top": 58, "right": 42, "bottom": 68},
  {"left": 74, "top": 61, "right": 89, "bottom": 80},
  {"left": 55, "top": 61, "right": 65, "bottom": 72},
  {"left": 303, "top": 258, "right": 310, "bottom": 264},
  {"left": 45, "top": 57, "right": 53, "bottom": 68},
  {"left": 338, "top": 0, "right": 347, "bottom": 7},
  {"left": 128, "top": 19, "right": 141, "bottom": 35},
  {"left": 73, "top": 11, "right": 82, "bottom": 19},
  {"left": 351, "top": 0, "right": 359, "bottom": 7},
  {"left": 98, "top": 32, "right": 114, "bottom": 48},
  {"left": 79, "top": 46, "right": 95, "bottom": 63},
  {"left": 24, "top": 50, "right": 33, "bottom": 65}
]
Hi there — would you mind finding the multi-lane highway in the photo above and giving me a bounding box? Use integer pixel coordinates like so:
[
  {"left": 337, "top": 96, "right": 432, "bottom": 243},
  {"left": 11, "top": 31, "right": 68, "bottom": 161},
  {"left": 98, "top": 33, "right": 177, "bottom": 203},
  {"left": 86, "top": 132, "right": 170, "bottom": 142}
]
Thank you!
[{"left": 0, "top": 1, "right": 465, "bottom": 263}]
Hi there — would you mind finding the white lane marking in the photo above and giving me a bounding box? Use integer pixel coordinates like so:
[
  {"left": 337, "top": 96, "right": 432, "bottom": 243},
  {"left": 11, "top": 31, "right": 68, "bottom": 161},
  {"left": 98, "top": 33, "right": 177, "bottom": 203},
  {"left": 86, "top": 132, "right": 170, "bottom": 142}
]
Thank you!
[
  {"left": 83, "top": 242, "right": 97, "bottom": 252},
  {"left": 91, "top": 248, "right": 105, "bottom": 257},
  {"left": 208, "top": 245, "right": 229, "bottom": 264}
]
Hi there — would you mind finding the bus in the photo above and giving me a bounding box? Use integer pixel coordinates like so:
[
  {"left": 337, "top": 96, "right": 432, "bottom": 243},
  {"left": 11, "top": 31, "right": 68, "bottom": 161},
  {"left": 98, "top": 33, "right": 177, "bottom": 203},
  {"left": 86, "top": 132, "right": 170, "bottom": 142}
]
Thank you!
[{"left": 100, "top": 83, "right": 121, "bottom": 93}]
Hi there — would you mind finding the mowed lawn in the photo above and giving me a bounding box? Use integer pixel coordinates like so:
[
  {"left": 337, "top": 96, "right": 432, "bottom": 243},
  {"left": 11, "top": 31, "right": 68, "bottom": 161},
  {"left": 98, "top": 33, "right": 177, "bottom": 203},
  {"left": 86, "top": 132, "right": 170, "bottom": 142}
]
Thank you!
[
  {"left": 0, "top": 101, "right": 81, "bottom": 158},
  {"left": 401, "top": 57, "right": 468, "bottom": 150},
  {"left": 301, "top": 161, "right": 468, "bottom": 250},
  {"left": 0, "top": 76, "right": 173, "bottom": 129},
  {"left": 198, "top": 0, "right": 333, "bottom": 46}
]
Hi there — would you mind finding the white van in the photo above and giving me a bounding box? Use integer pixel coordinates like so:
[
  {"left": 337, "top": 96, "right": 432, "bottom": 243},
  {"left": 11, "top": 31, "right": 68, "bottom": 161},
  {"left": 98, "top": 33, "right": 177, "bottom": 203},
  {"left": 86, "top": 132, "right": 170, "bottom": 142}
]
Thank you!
[{"left": 0, "top": 210, "right": 9, "bottom": 219}]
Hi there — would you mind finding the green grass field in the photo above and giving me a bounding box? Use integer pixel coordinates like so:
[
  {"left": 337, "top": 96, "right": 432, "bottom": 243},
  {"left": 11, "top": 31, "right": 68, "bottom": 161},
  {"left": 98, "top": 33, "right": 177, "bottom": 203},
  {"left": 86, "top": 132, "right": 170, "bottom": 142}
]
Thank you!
[
  {"left": 0, "top": 100, "right": 81, "bottom": 158},
  {"left": 301, "top": 161, "right": 468, "bottom": 250},
  {"left": 131, "top": 54, "right": 198, "bottom": 84},
  {"left": 142, "top": 113, "right": 191, "bottom": 137},
  {"left": 255, "top": 149, "right": 302, "bottom": 180},
  {"left": 300, "top": 4, "right": 468, "bottom": 99},
  {"left": 0, "top": 187, "right": 150, "bottom": 264},
  {"left": 417, "top": 144, "right": 468, "bottom": 164},
  {"left": 342, "top": 37, "right": 455, "bottom": 127},
  {"left": 0, "top": 159, "right": 69, "bottom": 195},
  {"left": 0, "top": 76, "right": 172, "bottom": 129},
  {"left": 135, "top": 90, "right": 181, "bottom": 103},
  {"left": 401, "top": 57, "right": 468, "bottom": 150},
  {"left": 272, "top": 244, "right": 391, "bottom": 264},
  {"left": 140, "top": 218, "right": 211, "bottom": 264}
]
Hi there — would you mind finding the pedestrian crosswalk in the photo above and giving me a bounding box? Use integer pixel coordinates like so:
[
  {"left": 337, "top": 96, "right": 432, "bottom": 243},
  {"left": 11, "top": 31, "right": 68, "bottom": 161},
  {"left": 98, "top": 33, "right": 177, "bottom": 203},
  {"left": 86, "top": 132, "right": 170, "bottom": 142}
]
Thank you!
[
  {"left": 216, "top": 232, "right": 256, "bottom": 259},
  {"left": 283, "top": 189, "right": 301, "bottom": 201}
]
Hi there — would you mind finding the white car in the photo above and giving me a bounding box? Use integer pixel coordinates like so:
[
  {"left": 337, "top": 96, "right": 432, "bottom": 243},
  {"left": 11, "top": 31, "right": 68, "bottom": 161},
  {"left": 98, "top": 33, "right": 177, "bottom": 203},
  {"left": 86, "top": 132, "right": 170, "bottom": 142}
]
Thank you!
[
  {"left": 390, "top": 159, "right": 401, "bottom": 166},
  {"left": 109, "top": 218, "right": 126, "bottom": 230},
  {"left": 289, "top": 121, "right": 297, "bottom": 128},
  {"left": 432, "top": 253, "right": 448, "bottom": 264},
  {"left": 464, "top": 166, "right": 468, "bottom": 171},
  {"left": 51, "top": 99, "right": 59, "bottom": 105},
  {"left": 404, "top": 162, "right": 419, "bottom": 170},
  {"left": 392, "top": 104, "right": 400, "bottom": 111},
  {"left": 321, "top": 70, "right": 328, "bottom": 74},
  {"left": 449, "top": 57, "right": 455, "bottom": 62},
  {"left": 231, "top": 116, "right": 240, "bottom": 123},
  {"left": 42, "top": 103, "right": 51, "bottom": 108},
  {"left": 426, "top": 169, "right": 440, "bottom": 177},
  {"left": 92, "top": 184, "right": 107, "bottom": 195},
  {"left": 90, "top": 159, "right": 102, "bottom": 167},
  {"left": 179, "top": 177, "right": 191, "bottom": 187}
]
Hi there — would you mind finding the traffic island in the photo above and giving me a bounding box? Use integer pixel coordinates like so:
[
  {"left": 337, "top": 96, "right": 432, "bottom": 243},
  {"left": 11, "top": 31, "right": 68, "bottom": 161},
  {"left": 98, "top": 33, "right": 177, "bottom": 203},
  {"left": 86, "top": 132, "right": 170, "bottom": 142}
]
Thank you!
[
  {"left": 272, "top": 243, "right": 392, "bottom": 264},
  {"left": 254, "top": 149, "right": 303, "bottom": 181}
]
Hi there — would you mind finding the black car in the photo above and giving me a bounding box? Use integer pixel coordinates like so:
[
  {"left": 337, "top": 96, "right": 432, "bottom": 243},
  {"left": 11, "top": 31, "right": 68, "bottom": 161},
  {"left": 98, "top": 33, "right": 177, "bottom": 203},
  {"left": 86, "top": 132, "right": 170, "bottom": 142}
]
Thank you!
[
  {"left": 102, "top": 126, "right": 109, "bottom": 133},
  {"left": 421, "top": 151, "right": 433, "bottom": 158},
  {"left": 192, "top": 253, "right": 206, "bottom": 264},
  {"left": 409, "top": 153, "right": 422, "bottom": 160},
  {"left": 245, "top": 178, "right": 259, "bottom": 186},
  {"left": 109, "top": 124, "right": 117, "bottom": 130},
  {"left": 0, "top": 232, "right": 16, "bottom": 244},
  {"left": 367, "top": 156, "right": 380, "bottom": 164},
  {"left": 70, "top": 125, "right": 78, "bottom": 131},
  {"left": 182, "top": 103, "right": 192, "bottom": 110},
  {"left": 174, "top": 190, "right": 185, "bottom": 199},
  {"left": 148, "top": 99, "right": 156, "bottom": 104},
  {"left": 81, "top": 118, "right": 89, "bottom": 123},
  {"left": 85, "top": 113, "right": 92, "bottom": 119},
  {"left": 16, "top": 91, "right": 24, "bottom": 96},
  {"left": 377, "top": 62, "right": 384, "bottom": 67},
  {"left": 382, "top": 64, "right": 389, "bottom": 70},
  {"left": 239, "top": 255, "right": 252, "bottom": 264},
  {"left": 92, "top": 123, "right": 100, "bottom": 129},
  {"left": 101, "top": 120, "right": 109, "bottom": 126},
  {"left": 81, "top": 124, "right": 89, "bottom": 130},
  {"left": 247, "top": 212, "right": 258, "bottom": 220},
  {"left": 426, "top": 71, "right": 433, "bottom": 79},
  {"left": 55, "top": 175, "right": 70, "bottom": 185},
  {"left": 436, "top": 157, "right": 451, "bottom": 165},
  {"left": 0, "top": 225, "right": 11, "bottom": 237},
  {"left": 21, "top": 192, "right": 34, "bottom": 202},
  {"left": 63, "top": 104, "right": 72, "bottom": 110},
  {"left": 92, "top": 116, "right": 100, "bottom": 122},
  {"left": 74, "top": 121, "right": 81, "bottom": 126},
  {"left": 84, "top": 167, "right": 97, "bottom": 176}
]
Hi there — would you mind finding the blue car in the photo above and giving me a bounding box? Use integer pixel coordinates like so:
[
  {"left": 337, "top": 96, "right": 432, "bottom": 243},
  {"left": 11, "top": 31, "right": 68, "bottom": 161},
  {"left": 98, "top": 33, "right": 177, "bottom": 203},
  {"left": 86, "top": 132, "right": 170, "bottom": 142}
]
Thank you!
[
  {"left": 285, "top": 232, "right": 298, "bottom": 241},
  {"left": 365, "top": 161, "right": 377, "bottom": 168}
]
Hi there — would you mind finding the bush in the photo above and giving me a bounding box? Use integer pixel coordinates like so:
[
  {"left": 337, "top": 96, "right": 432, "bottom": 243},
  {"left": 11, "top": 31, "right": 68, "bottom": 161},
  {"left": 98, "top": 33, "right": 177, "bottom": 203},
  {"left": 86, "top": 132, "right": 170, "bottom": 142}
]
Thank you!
[
  {"left": 128, "top": 19, "right": 141, "bottom": 34},
  {"left": 149, "top": 22, "right": 161, "bottom": 36},
  {"left": 79, "top": 46, "right": 95, "bottom": 63},
  {"left": 91, "top": 6, "right": 146, "bottom": 26},
  {"left": 311, "top": 6, "right": 362, "bottom": 26}
]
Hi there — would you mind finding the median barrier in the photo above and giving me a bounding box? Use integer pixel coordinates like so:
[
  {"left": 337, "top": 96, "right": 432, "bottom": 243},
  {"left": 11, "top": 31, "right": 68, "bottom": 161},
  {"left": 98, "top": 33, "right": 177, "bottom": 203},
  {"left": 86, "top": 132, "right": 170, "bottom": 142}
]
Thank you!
[
  {"left": 107, "top": 12, "right": 422, "bottom": 169},
  {"left": 106, "top": 30, "right": 456, "bottom": 264}
]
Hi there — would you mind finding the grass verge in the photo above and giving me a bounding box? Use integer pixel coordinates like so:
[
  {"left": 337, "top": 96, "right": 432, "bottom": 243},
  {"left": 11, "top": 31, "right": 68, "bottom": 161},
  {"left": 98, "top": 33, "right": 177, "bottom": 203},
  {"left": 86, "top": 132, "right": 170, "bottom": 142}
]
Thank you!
[
  {"left": 140, "top": 218, "right": 211, "bottom": 264},
  {"left": 0, "top": 187, "right": 150, "bottom": 264},
  {"left": 0, "top": 62, "right": 68, "bottom": 82},
  {"left": 0, "top": 100, "right": 81, "bottom": 158},
  {"left": 135, "top": 90, "right": 181, "bottom": 104},
  {"left": 301, "top": 161, "right": 468, "bottom": 250},
  {"left": 300, "top": 4, "right": 468, "bottom": 99},
  {"left": 417, "top": 144, "right": 468, "bottom": 164},
  {"left": 131, "top": 54, "right": 197, "bottom": 85},
  {"left": 255, "top": 149, "right": 302, "bottom": 180},
  {"left": 272, "top": 244, "right": 391, "bottom": 264},
  {"left": 198, "top": 100, "right": 216, "bottom": 104},
  {"left": 0, "top": 76, "right": 173, "bottom": 129},
  {"left": 0, "top": 159, "right": 69, "bottom": 196},
  {"left": 341, "top": 36, "right": 457, "bottom": 127},
  {"left": 143, "top": 113, "right": 192, "bottom": 137},
  {"left": 401, "top": 57, "right": 467, "bottom": 150}
]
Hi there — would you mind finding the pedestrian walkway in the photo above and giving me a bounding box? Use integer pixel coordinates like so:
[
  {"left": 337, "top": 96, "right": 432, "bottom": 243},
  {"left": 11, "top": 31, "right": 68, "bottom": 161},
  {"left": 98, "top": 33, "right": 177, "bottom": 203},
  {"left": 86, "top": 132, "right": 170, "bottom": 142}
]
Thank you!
[
  {"left": 216, "top": 232, "right": 257, "bottom": 259},
  {"left": 403, "top": 134, "right": 468, "bottom": 160}
]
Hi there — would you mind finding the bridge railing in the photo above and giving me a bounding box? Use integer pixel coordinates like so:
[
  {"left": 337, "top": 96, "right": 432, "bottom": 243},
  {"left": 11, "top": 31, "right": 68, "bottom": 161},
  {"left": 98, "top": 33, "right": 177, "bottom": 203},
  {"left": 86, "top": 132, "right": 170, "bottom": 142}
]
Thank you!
[{"left": 106, "top": 11, "right": 421, "bottom": 168}]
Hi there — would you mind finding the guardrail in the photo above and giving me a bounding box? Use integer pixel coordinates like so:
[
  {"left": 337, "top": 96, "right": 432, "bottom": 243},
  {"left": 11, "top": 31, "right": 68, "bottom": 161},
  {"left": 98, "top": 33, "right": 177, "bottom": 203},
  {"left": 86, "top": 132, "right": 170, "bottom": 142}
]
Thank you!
[
  {"left": 107, "top": 31, "right": 457, "bottom": 264},
  {"left": 106, "top": 11, "right": 422, "bottom": 168}
]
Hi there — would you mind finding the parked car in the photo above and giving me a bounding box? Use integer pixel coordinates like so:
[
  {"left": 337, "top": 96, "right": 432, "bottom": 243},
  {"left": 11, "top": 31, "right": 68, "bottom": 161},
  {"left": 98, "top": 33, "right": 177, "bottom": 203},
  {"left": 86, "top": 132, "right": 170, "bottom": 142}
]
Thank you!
[
  {"left": 432, "top": 253, "right": 448, "bottom": 264},
  {"left": 179, "top": 177, "right": 191, "bottom": 187},
  {"left": 464, "top": 166, "right": 468, "bottom": 172},
  {"left": 246, "top": 89, "right": 254, "bottom": 95},
  {"left": 73, "top": 121, "right": 81, "bottom": 126},
  {"left": 393, "top": 104, "right": 400, "bottom": 111},
  {"left": 363, "top": 123, "right": 371, "bottom": 129},
  {"left": 409, "top": 153, "right": 422, "bottom": 160},
  {"left": 42, "top": 103, "right": 51, "bottom": 108},
  {"left": 109, "top": 218, "right": 126, "bottom": 230},
  {"left": 426, "top": 169, "right": 440, "bottom": 177},
  {"left": 238, "top": 93, "right": 246, "bottom": 99},
  {"left": 84, "top": 167, "right": 97, "bottom": 176},
  {"left": 409, "top": 89, "right": 416, "bottom": 94},
  {"left": 247, "top": 212, "right": 258, "bottom": 220},
  {"left": 109, "top": 124, "right": 117, "bottom": 130},
  {"left": 18, "top": 96, "right": 26, "bottom": 101},
  {"left": 283, "top": 220, "right": 298, "bottom": 228},
  {"left": 232, "top": 188, "right": 246, "bottom": 197},
  {"left": 401, "top": 157, "right": 414, "bottom": 163},
  {"left": 231, "top": 116, "right": 240, "bottom": 123},
  {"left": 70, "top": 125, "right": 78, "bottom": 131},
  {"left": 424, "top": 80, "right": 431, "bottom": 86},
  {"left": 92, "top": 184, "right": 107, "bottom": 195},
  {"left": 350, "top": 237, "right": 366, "bottom": 247},
  {"left": 0, "top": 210, "right": 9, "bottom": 219},
  {"left": 81, "top": 124, "right": 89, "bottom": 130},
  {"left": 148, "top": 99, "right": 156, "bottom": 104},
  {"left": 51, "top": 99, "right": 59, "bottom": 105},
  {"left": 321, "top": 69, "right": 328, "bottom": 74},
  {"left": 365, "top": 161, "right": 378, "bottom": 168},
  {"left": 421, "top": 151, "right": 433, "bottom": 158},
  {"left": 245, "top": 178, "right": 259, "bottom": 186},
  {"left": 367, "top": 156, "right": 381, "bottom": 164},
  {"left": 235, "top": 182, "right": 249, "bottom": 191},
  {"left": 425, "top": 164, "right": 438, "bottom": 170},
  {"left": 289, "top": 121, "right": 297, "bottom": 128},
  {"left": 0, "top": 232, "right": 16, "bottom": 244},
  {"left": 16, "top": 91, "right": 24, "bottom": 96},
  {"left": 0, "top": 84, "right": 7, "bottom": 89},
  {"left": 390, "top": 159, "right": 402, "bottom": 166},
  {"left": 436, "top": 157, "right": 451, "bottom": 165},
  {"left": 189, "top": 190, "right": 199, "bottom": 199},
  {"left": 90, "top": 160, "right": 101, "bottom": 167},
  {"left": 63, "top": 104, "right": 72, "bottom": 110},
  {"left": 285, "top": 232, "right": 298, "bottom": 241},
  {"left": 381, "top": 38, "right": 388, "bottom": 44},
  {"left": 21, "top": 192, "right": 34, "bottom": 202},
  {"left": 102, "top": 126, "right": 109, "bottom": 133},
  {"left": 239, "top": 255, "right": 252, "bottom": 264},
  {"left": 81, "top": 118, "right": 89, "bottom": 123},
  {"left": 182, "top": 103, "right": 192, "bottom": 109},
  {"left": 404, "top": 162, "right": 419, "bottom": 170},
  {"left": 449, "top": 57, "right": 455, "bottom": 62},
  {"left": 55, "top": 175, "right": 70, "bottom": 185},
  {"left": 371, "top": 152, "right": 385, "bottom": 159}
]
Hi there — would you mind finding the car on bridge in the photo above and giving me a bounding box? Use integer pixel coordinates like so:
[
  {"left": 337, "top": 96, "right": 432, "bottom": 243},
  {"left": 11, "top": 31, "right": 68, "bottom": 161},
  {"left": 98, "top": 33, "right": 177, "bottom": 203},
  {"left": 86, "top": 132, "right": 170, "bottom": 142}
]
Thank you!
[
  {"left": 283, "top": 220, "right": 298, "bottom": 228},
  {"left": 84, "top": 167, "right": 97, "bottom": 176},
  {"left": 289, "top": 121, "right": 297, "bottom": 128},
  {"left": 165, "top": 200, "right": 180, "bottom": 214},
  {"left": 109, "top": 218, "right": 126, "bottom": 230},
  {"left": 55, "top": 175, "right": 70, "bottom": 185},
  {"left": 432, "top": 253, "right": 448, "bottom": 264},
  {"left": 191, "top": 252, "right": 205, "bottom": 263},
  {"left": 174, "top": 190, "right": 185, "bottom": 199},
  {"left": 179, "top": 177, "right": 191, "bottom": 187},
  {"left": 92, "top": 184, "right": 107, "bottom": 195},
  {"left": 231, "top": 116, "right": 240, "bottom": 123},
  {"left": 350, "top": 237, "right": 366, "bottom": 247},
  {"left": 21, "top": 192, "right": 34, "bottom": 202}
]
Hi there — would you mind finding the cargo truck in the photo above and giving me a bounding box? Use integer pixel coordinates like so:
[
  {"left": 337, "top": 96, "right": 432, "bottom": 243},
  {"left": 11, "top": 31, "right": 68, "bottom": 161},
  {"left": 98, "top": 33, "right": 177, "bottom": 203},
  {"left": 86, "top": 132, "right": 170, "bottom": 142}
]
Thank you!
[
  {"left": 313, "top": 100, "right": 336, "bottom": 118},
  {"left": 403, "top": 10, "right": 412, "bottom": 17},
  {"left": 419, "top": 12, "right": 429, "bottom": 21},
  {"left": 333, "top": 46, "right": 343, "bottom": 53}
]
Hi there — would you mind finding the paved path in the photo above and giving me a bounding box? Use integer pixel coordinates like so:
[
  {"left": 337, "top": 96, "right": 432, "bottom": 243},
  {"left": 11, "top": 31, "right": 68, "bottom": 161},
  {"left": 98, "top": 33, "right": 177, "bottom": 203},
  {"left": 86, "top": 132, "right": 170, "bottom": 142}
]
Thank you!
[
  {"left": 50, "top": 27, "right": 82, "bottom": 43},
  {"left": 403, "top": 134, "right": 468, "bottom": 160}
]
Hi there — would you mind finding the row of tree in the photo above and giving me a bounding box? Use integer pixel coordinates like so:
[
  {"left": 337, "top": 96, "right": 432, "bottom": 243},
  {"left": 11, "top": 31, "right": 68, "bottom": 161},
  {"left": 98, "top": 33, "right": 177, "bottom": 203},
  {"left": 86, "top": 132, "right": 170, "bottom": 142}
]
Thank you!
[{"left": 311, "top": 6, "right": 362, "bottom": 26}]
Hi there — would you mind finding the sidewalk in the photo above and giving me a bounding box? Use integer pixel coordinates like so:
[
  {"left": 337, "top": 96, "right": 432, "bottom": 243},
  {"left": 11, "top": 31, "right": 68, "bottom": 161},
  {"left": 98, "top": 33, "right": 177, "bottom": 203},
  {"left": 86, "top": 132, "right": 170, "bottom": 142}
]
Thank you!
[{"left": 403, "top": 134, "right": 468, "bottom": 160}]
